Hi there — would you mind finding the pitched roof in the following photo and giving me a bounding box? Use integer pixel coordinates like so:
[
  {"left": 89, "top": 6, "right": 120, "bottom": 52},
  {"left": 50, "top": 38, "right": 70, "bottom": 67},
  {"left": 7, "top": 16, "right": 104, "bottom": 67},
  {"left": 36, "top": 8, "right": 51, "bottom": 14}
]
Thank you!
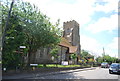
[
  {"left": 59, "top": 37, "right": 72, "bottom": 47},
  {"left": 69, "top": 46, "right": 77, "bottom": 53},
  {"left": 59, "top": 37, "right": 77, "bottom": 53}
]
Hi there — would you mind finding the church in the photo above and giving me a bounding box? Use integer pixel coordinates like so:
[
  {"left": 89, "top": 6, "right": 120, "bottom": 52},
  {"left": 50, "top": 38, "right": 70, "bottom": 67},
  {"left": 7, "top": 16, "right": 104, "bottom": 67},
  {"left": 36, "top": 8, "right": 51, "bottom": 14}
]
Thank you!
[{"left": 29, "top": 20, "right": 81, "bottom": 64}]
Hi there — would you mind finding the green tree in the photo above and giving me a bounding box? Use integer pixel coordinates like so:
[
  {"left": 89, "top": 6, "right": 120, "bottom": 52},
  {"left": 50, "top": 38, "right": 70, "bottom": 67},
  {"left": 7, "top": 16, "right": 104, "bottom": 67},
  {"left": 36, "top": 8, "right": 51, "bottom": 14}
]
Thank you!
[
  {"left": 70, "top": 53, "right": 77, "bottom": 64},
  {"left": 116, "top": 58, "right": 120, "bottom": 63},
  {"left": 2, "top": 1, "right": 27, "bottom": 69},
  {"left": 18, "top": 1, "right": 61, "bottom": 66},
  {"left": 96, "top": 54, "right": 118, "bottom": 64},
  {"left": 81, "top": 50, "right": 89, "bottom": 57},
  {"left": 81, "top": 50, "right": 94, "bottom": 64},
  {"left": 88, "top": 58, "right": 94, "bottom": 66},
  {"left": 96, "top": 56, "right": 103, "bottom": 63},
  {"left": 50, "top": 47, "right": 59, "bottom": 67},
  {"left": 2, "top": 0, "right": 61, "bottom": 69}
]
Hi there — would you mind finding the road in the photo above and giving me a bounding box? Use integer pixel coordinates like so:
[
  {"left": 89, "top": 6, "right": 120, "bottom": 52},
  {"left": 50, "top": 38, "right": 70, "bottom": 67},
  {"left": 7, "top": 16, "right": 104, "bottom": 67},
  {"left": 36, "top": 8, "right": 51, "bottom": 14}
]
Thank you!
[{"left": 28, "top": 67, "right": 119, "bottom": 79}]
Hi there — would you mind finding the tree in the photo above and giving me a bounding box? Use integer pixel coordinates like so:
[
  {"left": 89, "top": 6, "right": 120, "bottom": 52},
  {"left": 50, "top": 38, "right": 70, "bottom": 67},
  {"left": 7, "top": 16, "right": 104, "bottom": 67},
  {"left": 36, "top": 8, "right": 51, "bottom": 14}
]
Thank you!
[
  {"left": 81, "top": 50, "right": 94, "bottom": 64},
  {"left": 2, "top": 0, "right": 62, "bottom": 69},
  {"left": 2, "top": 0, "right": 15, "bottom": 49},
  {"left": 88, "top": 58, "right": 94, "bottom": 66},
  {"left": 18, "top": 1, "right": 61, "bottom": 66},
  {"left": 96, "top": 56, "right": 103, "bottom": 64},
  {"left": 2, "top": 1, "right": 27, "bottom": 69},
  {"left": 50, "top": 47, "right": 59, "bottom": 67},
  {"left": 81, "top": 50, "right": 89, "bottom": 57},
  {"left": 70, "top": 53, "right": 77, "bottom": 64},
  {"left": 116, "top": 59, "right": 120, "bottom": 63},
  {"left": 96, "top": 54, "right": 118, "bottom": 65}
]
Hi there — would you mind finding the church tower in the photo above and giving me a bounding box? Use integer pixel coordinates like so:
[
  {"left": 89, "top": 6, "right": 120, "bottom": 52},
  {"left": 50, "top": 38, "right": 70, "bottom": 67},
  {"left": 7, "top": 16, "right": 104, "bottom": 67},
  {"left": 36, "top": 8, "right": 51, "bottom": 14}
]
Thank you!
[{"left": 63, "top": 20, "right": 81, "bottom": 56}]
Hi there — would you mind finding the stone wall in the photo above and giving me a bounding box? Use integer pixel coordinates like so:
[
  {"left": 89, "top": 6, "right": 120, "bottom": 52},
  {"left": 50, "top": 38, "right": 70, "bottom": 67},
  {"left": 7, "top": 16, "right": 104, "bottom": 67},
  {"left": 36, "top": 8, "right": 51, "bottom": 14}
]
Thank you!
[
  {"left": 63, "top": 20, "right": 81, "bottom": 55},
  {"left": 31, "top": 47, "right": 52, "bottom": 64},
  {"left": 57, "top": 46, "right": 68, "bottom": 63},
  {"left": 32, "top": 46, "right": 68, "bottom": 64}
]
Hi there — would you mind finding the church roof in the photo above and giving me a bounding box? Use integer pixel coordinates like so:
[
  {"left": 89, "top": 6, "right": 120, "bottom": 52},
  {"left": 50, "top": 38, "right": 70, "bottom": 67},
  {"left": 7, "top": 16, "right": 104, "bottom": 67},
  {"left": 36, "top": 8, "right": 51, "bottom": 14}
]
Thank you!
[
  {"left": 59, "top": 37, "right": 77, "bottom": 53},
  {"left": 69, "top": 46, "right": 78, "bottom": 53}
]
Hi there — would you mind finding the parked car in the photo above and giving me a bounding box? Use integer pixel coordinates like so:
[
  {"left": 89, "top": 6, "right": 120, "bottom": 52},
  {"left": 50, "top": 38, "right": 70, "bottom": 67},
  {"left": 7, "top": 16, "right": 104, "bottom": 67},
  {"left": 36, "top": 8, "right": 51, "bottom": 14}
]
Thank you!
[
  {"left": 101, "top": 62, "right": 109, "bottom": 68},
  {"left": 109, "top": 63, "right": 120, "bottom": 74}
]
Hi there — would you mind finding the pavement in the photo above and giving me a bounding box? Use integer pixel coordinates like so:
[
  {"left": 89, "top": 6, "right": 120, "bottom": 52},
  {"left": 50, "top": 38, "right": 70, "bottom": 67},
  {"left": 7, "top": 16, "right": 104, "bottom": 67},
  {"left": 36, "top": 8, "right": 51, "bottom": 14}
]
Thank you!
[
  {"left": 31, "top": 67, "right": 118, "bottom": 79},
  {"left": 2, "top": 67, "right": 97, "bottom": 79}
]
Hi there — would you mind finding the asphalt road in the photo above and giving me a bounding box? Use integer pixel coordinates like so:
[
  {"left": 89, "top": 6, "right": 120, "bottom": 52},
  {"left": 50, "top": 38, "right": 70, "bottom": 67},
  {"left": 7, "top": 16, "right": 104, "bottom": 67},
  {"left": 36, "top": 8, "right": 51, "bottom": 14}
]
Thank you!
[{"left": 29, "top": 67, "right": 119, "bottom": 79}]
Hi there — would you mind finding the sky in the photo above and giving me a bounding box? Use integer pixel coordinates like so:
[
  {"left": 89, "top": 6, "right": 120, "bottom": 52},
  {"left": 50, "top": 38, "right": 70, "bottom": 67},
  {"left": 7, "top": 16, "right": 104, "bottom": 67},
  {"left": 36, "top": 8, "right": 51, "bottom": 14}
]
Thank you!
[{"left": 23, "top": 0, "right": 119, "bottom": 58}]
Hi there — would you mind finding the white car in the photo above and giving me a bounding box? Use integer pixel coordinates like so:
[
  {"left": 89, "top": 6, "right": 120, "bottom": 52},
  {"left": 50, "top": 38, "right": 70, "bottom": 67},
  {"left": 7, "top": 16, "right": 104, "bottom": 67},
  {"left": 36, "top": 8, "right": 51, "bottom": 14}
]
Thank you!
[{"left": 101, "top": 62, "right": 109, "bottom": 68}]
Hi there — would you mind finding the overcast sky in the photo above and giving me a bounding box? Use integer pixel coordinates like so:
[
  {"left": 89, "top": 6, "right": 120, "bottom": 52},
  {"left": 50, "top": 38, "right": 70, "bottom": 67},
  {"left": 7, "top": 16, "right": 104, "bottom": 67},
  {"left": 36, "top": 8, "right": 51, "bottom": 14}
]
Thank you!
[{"left": 23, "top": 0, "right": 119, "bottom": 58}]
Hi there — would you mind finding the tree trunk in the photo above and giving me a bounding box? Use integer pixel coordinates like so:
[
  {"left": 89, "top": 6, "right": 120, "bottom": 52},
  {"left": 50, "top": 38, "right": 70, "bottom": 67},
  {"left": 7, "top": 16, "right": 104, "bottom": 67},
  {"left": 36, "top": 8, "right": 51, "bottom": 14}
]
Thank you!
[
  {"left": 2, "top": 0, "right": 14, "bottom": 49},
  {"left": 27, "top": 38, "right": 33, "bottom": 68},
  {"left": 27, "top": 48, "right": 31, "bottom": 67}
]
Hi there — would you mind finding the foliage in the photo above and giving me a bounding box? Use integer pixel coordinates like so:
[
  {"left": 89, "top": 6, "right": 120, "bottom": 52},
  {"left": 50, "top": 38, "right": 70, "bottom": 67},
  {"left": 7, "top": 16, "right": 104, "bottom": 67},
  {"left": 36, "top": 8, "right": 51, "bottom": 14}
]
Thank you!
[
  {"left": 70, "top": 53, "right": 77, "bottom": 64},
  {"left": 81, "top": 49, "right": 119, "bottom": 65},
  {"left": 88, "top": 58, "right": 94, "bottom": 63},
  {"left": 81, "top": 50, "right": 94, "bottom": 59},
  {"left": 81, "top": 50, "right": 89, "bottom": 57},
  {"left": 96, "top": 54, "right": 118, "bottom": 64},
  {"left": 38, "top": 64, "right": 82, "bottom": 68},
  {"left": 2, "top": 1, "right": 27, "bottom": 68},
  {"left": 70, "top": 53, "right": 77, "bottom": 59},
  {"left": 79, "top": 60, "right": 83, "bottom": 63},
  {"left": 116, "top": 59, "right": 120, "bottom": 63},
  {"left": 81, "top": 50, "right": 94, "bottom": 64},
  {"left": 50, "top": 47, "right": 60, "bottom": 66},
  {"left": 2, "top": 0, "right": 61, "bottom": 69},
  {"left": 50, "top": 47, "right": 59, "bottom": 59},
  {"left": 83, "top": 59, "right": 87, "bottom": 64},
  {"left": 96, "top": 56, "right": 103, "bottom": 63}
]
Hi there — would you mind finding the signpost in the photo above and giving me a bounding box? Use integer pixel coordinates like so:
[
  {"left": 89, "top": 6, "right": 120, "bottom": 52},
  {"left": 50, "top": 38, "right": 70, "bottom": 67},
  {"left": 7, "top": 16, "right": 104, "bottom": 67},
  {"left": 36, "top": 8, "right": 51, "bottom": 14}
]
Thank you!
[
  {"left": 20, "top": 46, "right": 26, "bottom": 48},
  {"left": 30, "top": 64, "right": 38, "bottom": 70},
  {"left": 30, "top": 64, "right": 38, "bottom": 66},
  {"left": 61, "top": 61, "right": 68, "bottom": 65},
  {"left": 19, "top": 46, "right": 26, "bottom": 70}
]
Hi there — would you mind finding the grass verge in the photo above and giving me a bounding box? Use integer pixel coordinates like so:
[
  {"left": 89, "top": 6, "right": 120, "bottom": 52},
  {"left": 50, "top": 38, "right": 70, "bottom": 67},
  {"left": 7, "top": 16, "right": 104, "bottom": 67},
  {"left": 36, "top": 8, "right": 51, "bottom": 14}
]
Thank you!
[{"left": 37, "top": 64, "right": 91, "bottom": 68}]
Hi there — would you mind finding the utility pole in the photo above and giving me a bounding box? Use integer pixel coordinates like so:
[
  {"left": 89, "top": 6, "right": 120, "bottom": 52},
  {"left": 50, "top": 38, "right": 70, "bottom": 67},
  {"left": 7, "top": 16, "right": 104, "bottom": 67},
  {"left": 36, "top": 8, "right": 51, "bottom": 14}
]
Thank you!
[
  {"left": 103, "top": 47, "right": 105, "bottom": 62},
  {"left": 103, "top": 47, "right": 105, "bottom": 55}
]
